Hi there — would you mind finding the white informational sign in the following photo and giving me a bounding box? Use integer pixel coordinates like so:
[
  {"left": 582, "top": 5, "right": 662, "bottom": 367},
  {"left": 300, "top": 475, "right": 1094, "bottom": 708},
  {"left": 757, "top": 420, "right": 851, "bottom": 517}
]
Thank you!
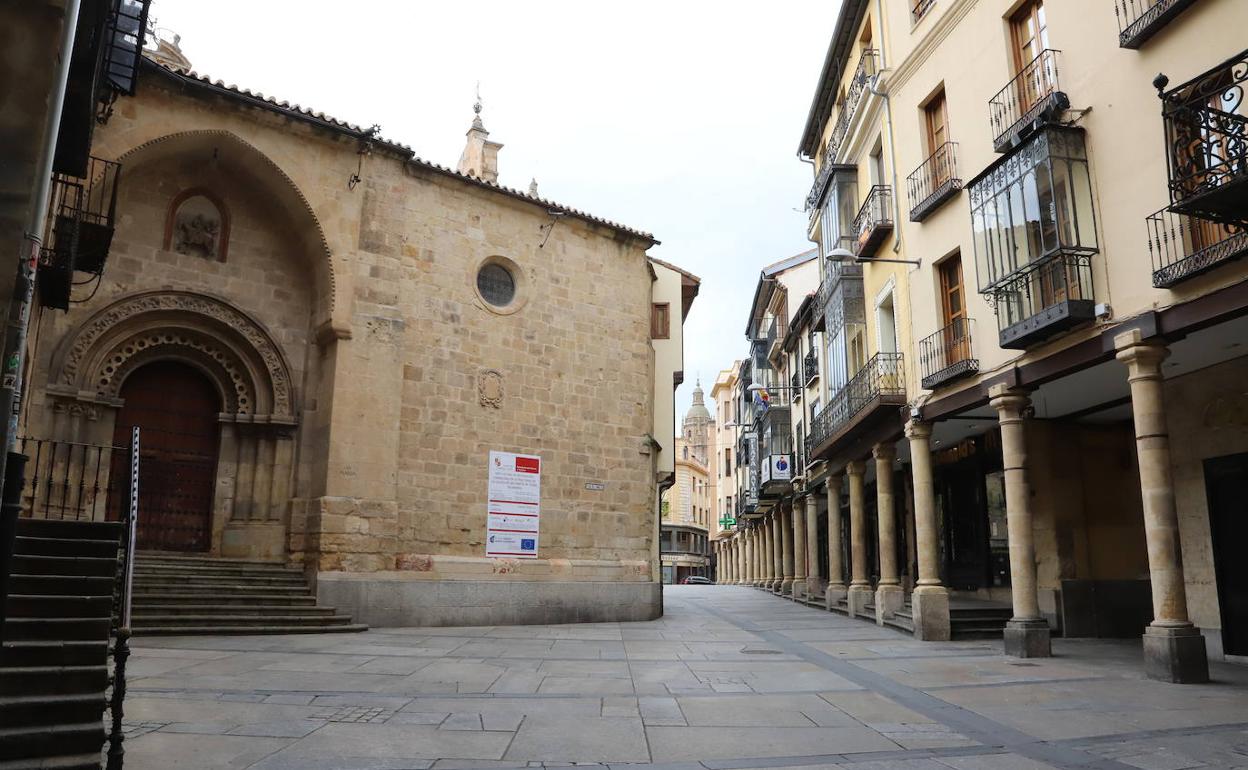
[{"left": 486, "top": 451, "right": 541, "bottom": 559}]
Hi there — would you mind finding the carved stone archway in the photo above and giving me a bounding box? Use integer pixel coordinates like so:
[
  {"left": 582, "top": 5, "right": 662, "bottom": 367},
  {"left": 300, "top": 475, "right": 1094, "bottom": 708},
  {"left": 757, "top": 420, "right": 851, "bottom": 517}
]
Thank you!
[{"left": 46, "top": 290, "right": 299, "bottom": 559}]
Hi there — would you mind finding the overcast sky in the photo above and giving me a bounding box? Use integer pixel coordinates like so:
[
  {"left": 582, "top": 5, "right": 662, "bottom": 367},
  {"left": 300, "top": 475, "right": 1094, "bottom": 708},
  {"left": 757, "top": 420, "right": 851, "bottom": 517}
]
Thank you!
[{"left": 149, "top": 0, "right": 836, "bottom": 429}]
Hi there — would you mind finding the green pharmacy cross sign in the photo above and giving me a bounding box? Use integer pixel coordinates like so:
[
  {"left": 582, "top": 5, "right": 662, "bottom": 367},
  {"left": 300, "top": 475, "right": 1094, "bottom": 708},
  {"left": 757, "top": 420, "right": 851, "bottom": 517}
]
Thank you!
[{"left": 719, "top": 515, "right": 736, "bottom": 529}]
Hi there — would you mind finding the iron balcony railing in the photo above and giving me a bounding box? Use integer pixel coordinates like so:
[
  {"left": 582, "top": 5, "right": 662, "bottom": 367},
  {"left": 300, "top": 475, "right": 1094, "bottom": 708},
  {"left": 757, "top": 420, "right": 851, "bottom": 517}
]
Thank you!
[
  {"left": 1156, "top": 49, "right": 1248, "bottom": 227},
  {"left": 851, "top": 185, "right": 894, "bottom": 257},
  {"left": 912, "top": 0, "right": 936, "bottom": 23},
  {"left": 791, "top": 369, "right": 802, "bottom": 398},
  {"left": 806, "top": 49, "right": 879, "bottom": 213},
  {"left": 989, "top": 49, "right": 1067, "bottom": 152},
  {"left": 1147, "top": 206, "right": 1248, "bottom": 288},
  {"left": 992, "top": 253, "right": 1095, "bottom": 349},
  {"left": 804, "top": 350, "right": 819, "bottom": 383},
  {"left": 1115, "top": 0, "right": 1198, "bottom": 49},
  {"left": 907, "top": 142, "right": 962, "bottom": 222},
  {"left": 38, "top": 156, "right": 122, "bottom": 310},
  {"left": 919, "top": 318, "right": 979, "bottom": 390},
  {"left": 805, "top": 353, "right": 905, "bottom": 457}
]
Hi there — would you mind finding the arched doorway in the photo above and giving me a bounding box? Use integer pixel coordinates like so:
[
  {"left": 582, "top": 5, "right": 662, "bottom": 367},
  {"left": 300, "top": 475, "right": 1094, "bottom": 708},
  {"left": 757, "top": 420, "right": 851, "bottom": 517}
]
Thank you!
[{"left": 113, "top": 361, "right": 221, "bottom": 552}]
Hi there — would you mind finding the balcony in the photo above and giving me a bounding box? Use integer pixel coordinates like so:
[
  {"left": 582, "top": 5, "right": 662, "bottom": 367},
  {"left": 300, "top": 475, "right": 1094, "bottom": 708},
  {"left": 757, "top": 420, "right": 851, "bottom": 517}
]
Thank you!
[
  {"left": 991, "top": 254, "right": 1095, "bottom": 349},
  {"left": 1147, "top": 206, "right": 1248, "bottom": 288},
  {"left": 851, "top": 185, "right": 894, "bottom": 258},
  {"left": 1116, "top": 0, "right": 1198, "bottom": 49},
  {"left": 791, "top": 369, "right": 802, "bottom": 399},
  {"left": 912, "top": 0, "right": 936, "bottom": 23},
  {"left": 907, "top": 142, "right": 962, "bottom": 222},
  {"left": 806, "top": 353, "right": 906, "bottom": 461},
  {"left": 806, "top": 50, "right": 879, "bottom": 213},
  {"left": 919, "top": 318, "right": 979, "bottom": 390},
  {"left": 804, "top": 350, "right": 819, "bottom": 384},
  {"left": 989, "top": 49, "right": 1069, "bottom": 153},
  {"left": 37, "top": 156, "right": 121, "bottom": 310},
  {"left": 1156, "top": 50, "right": 1248, "bottom": 227}
]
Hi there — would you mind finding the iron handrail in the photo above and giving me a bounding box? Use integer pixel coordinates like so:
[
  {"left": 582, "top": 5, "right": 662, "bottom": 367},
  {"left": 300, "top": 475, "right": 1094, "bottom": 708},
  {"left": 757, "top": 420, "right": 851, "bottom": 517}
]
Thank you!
[{"left": 989, "top": 49, "right": 1062, "bottom": 147}]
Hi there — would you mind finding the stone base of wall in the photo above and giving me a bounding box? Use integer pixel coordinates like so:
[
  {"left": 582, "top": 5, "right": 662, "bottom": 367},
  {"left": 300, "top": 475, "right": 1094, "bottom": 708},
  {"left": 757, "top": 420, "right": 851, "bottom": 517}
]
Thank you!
[{"left": 317, "top": 573, "right": 662, "bottom": 627}]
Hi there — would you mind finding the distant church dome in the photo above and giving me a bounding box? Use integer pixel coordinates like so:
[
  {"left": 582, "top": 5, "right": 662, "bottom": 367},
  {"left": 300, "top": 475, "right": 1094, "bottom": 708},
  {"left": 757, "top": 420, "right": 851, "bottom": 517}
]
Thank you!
[{"left": 684, "top": 380, "right": 712, "bottom": 423}]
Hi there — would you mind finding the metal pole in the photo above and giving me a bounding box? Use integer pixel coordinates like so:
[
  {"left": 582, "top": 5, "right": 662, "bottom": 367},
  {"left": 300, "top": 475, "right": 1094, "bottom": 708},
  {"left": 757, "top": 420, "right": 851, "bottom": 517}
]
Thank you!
[
  {"left": 0, "top": 0, "right": 83, "bottom": 493},
  {"left": 107, "top": 426, "right": 139, "bottom": 770}
]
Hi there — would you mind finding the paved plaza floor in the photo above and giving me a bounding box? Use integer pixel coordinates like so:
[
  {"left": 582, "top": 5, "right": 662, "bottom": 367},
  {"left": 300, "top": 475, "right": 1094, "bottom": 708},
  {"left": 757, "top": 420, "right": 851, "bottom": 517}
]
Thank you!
[{"left": 120, "top": 586, "right": 1248, "bottom": 769}]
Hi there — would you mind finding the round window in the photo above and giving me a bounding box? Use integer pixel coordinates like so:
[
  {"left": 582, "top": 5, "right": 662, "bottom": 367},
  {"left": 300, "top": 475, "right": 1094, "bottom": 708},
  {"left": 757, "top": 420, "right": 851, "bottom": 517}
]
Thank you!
[{"left": 476, "top": 263, "right": 516, "bottom": 307}]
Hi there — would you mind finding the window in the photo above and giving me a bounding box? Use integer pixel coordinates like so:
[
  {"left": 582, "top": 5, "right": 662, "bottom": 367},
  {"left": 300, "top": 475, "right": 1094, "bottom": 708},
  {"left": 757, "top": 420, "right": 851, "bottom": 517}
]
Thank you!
[
  {"left": 924, "top": 89, "right": 951, "bottom": 186},
  {"left": 651, "top": 303, "right": 670, "bottom": 339},
  {"left": 939, "top": 254, "right": 966, "bottom": 328},
  {"left": 724, "top": 448, "right": 732, "bottom": 476},
  {"left": 477, "top": 263, "right": 516, "bottom": 307},
  {"left": 1010, "top": 0, "right": 1051, "bottom": 113}
]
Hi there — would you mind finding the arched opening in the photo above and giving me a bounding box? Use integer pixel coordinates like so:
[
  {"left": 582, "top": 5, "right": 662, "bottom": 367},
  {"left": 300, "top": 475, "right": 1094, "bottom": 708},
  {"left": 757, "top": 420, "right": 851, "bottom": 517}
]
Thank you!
[{"left": 112, "top": 360, "right": 222, "bottom": 552}]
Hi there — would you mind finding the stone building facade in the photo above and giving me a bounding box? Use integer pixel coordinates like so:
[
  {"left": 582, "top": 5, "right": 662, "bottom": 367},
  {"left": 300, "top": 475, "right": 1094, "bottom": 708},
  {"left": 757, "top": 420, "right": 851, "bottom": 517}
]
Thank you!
[{"left": 19, "top": 50, "right": 697, "bottom": 627}]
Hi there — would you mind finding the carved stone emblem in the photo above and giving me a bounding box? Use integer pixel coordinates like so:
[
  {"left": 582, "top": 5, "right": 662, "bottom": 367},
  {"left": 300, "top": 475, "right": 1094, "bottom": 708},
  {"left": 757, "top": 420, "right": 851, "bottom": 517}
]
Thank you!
[
  {"left": 167, "top": 192, "right": 228, "bottom": 261},
  {"left": 478, "top": 370, "right": 503, "bottom": 408},
  {"left": 175, "top": 212, "right": 220, "bottom": 257}
]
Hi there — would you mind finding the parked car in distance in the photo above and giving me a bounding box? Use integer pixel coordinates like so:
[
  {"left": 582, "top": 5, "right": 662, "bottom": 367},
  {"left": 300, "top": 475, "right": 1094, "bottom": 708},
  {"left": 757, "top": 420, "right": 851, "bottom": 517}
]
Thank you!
[{"left": 680, "top": 576, "right": 712, "bottom": 584}]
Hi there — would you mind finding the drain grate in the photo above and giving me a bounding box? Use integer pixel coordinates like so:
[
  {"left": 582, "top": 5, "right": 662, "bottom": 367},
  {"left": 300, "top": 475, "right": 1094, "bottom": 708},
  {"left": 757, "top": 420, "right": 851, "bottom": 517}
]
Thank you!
[{"left": 741, "top": 648, "right": 783, "bottom": 655}]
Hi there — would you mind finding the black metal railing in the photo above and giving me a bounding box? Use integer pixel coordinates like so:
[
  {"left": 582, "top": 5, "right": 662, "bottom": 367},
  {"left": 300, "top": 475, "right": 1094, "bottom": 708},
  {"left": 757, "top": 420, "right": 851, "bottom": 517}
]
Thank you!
[
  {"left": 992, "top": 253, "right": 1095, "bottom": 347},
  {"left": 791, "top": 369, "right": 802, "bottom": 397},
  {"left": 38, "top": 156, "right": 121, "bottom": 310},
  {"left": 912, "top": 0, "right": 936, "bottom": 23},
  {"left": 804, "top": 350, "right": 819, "bottom": 383},
  {"left": 1115, "top": 0, "right": 1197, "bottom": 49},
  {"left": 851, "top": 185, "right": 893, "bottom": 257},
  {"left": 806, "top": 49, "right": 879, "bottom": 212},
  {"left": 1147, "top": 206, "right": 1248, "bottom": 288},
  {"left": 919, "top": 318, "right": 979, "bottom": 390},
  {"left": 16, "top": 436, "right": 130, "bottom": 522},
  {"left": 805, "top": 353, "right": 905, "bottom": 457},
  {"left": 1156, "top": 50, "right": 1248, "bottom": 227},
  {"left": 989, "top": 49, "right": 1066, "bottom": 152},
  {"left": 907, "top": 142, "right": 961, "bottom": 222}
]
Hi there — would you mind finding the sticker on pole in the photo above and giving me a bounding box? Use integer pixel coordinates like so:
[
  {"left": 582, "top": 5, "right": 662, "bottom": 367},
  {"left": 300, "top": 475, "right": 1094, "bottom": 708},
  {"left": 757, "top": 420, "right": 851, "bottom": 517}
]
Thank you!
[{"left": 486, "top": 451, "right": 541, "bottom": 559}]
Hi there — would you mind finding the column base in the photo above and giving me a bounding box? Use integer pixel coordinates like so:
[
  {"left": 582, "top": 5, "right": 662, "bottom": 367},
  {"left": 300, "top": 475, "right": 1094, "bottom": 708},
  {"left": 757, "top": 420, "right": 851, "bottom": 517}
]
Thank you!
[
  {"left": 1143, "top": 625, "right": 1209, "bottom": 684},
  {"left": 911, "top": 586, "right": 951, "bottom": 641},
  {"left": 847, "top": 584, "right": 872, "bottom": 618},
  {"left": 780, "top": 577, "right": 794, "bottom": 596},
  {"left": 825, "top": 584, "right": 847, "bottom": 612},
  {"left": 805, "top": 577, "right": 826, "bottom": 603},
  {"left": 875, "top": 584, "right": 904, "bottom": 626},
  {"left": 1003, "top": 619, "right": 1051, "bottom": 658}
]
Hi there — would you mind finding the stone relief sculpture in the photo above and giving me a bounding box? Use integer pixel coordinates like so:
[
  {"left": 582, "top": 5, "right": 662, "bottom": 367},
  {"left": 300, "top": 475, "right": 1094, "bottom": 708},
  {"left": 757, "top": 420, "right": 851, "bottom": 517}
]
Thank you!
[{"left": 166, "top": 190, "right": 229, "bottom": 261}]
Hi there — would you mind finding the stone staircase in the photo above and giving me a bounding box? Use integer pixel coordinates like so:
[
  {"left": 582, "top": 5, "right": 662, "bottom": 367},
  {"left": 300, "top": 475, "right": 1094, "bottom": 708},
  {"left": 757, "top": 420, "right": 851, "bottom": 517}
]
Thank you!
[
  {"left": 131, "top": 554, "right": 367, "bottom": 635},
  {"left": 1, "top": 517, "right": 123, "bottom": 770},
  {"left": 886, "top": 598, "right": 1012, "bottom": 639}
]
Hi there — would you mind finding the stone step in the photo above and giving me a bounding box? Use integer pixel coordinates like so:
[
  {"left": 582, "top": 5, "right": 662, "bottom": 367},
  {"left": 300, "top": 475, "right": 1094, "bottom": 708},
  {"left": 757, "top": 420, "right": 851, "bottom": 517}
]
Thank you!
[
  {"left": 11, "top": 554, "right": 117, "bottom": 578},
  {"left": 15, "top": 518, "right": 123, "bottom": 541},
  {"left": 0, "top": 640, "right": 109, "bottom": 668},
  {"left": 0, "top": 752, "right": 104, "bottom": 770},
  {"left": 0, "top": 665, "right": 109, "bottom": 697},
  {"left": 5, "top": 574, "right": 115, "bottom": 598},
  {"left": 0, "top": 722, "right": 106, "bottom": 763},
  {"left": 0, "top": 693, "right": 106, "bottom": 730},
  {"left": 137, "top": 554, "right": 288, "bottom": 569},
  {"left": 131, "top": 583, "right": 310, "bottom": 595},
  {"left": 136, "top": 623, "right": 369, "bottom": 636},
  {"left": 14, "top": 535, "right": 120, "bottom": 559},
  {"left": 131, "top": 592, "right": 318, "bottom": 605},
  {"left": 132, "top": 613, "right": 353, "bottom": 627},
  {"left": 5, "top": 594, "right": 113, "bottom": 619},
  {"left": 2, "top": 617, "right": 112, "bottom": 642},
  {"left": 132, "top": 604, "right": 337, "bottom": 616},
  {"left": 131, "top": 573, "right": 305, "bottom": 586},
  {"left": 133, "top": 564, "right": 303, "bottom": 578}
]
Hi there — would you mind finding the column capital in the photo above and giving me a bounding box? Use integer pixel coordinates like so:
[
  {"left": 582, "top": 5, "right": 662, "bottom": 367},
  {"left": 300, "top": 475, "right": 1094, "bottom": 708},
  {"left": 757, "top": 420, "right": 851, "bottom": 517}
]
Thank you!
[
  {"left": 804, "top": 494, "right": 818, "bottom": 513},
  {"left": 904, "top": 419, "right": 932, "bottom": 440},
  {"left": 846, "top": 459, "right": 867, "bottom": 476},
  {"left": 1114, "top": 331, "right": 1169, "bottom": 374},
  {"left": 872, "top": 442, "right": 897, "bottom": 462},
  {"left": 988, "top": 383, "right": 1032, "bottom": 414}
]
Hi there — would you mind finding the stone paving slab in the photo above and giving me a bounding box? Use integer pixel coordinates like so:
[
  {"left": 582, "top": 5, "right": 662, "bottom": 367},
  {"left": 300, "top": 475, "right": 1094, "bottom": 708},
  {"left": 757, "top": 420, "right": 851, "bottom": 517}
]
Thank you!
[{"left": 122, "top": 586, "right": 1248, "bottom": 770}]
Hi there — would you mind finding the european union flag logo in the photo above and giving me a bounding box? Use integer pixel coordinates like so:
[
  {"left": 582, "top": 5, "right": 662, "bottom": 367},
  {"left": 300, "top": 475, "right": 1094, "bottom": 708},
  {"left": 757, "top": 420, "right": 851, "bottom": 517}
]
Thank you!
[{"left": 521, "top": 538, "right": 536, "bottom": 550}]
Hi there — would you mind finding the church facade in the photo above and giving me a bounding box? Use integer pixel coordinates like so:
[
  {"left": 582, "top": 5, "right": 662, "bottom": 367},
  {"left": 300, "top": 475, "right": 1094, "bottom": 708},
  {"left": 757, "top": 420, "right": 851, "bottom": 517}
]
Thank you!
[{"left": 20, "top": 46, "right": 695, "bottom": 627}]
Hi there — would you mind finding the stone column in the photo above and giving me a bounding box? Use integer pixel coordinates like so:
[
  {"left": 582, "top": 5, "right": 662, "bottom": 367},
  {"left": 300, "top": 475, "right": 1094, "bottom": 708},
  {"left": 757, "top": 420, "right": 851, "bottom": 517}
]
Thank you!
[
  {"left": 736, "top": 535, "right": 746, "bottom": 585},
  {"left": 825, "top": 473, "right": 846, "bottom": 610},
  {"left": 769, "top": 514, "right": 780, "bottom": 591},
  {"left": 747, "top": 529, "right": 756, "bottom": 585},
  {"left": 780, "top": 505, "right": 795, "bottom": 595},
  {"left": 846, "top": 460, "right": 872, "bottom": 617},
  {"left": 874, "top": 442, "right": 904, "bottom": 625},
  {"left": 906, "top": 420, "right": 950, "bottom": 641},
  {"left": 1116, "top": 331, "right": 1208, "bottom": 683},
  {"left": 989, "top": 384, "right": 1051, "bottom": 658},
  {"left": 753, "top": 526, "right": 764, "bottom": 587},
  {"left": 805, "top": 491, "right": 823, "bottom": 601},
  {"left": 792, "top": 498, "right": 807, "bottom": 600},
  {"left": 758, "top": 520, "right": 770, "bottom": 588}
]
